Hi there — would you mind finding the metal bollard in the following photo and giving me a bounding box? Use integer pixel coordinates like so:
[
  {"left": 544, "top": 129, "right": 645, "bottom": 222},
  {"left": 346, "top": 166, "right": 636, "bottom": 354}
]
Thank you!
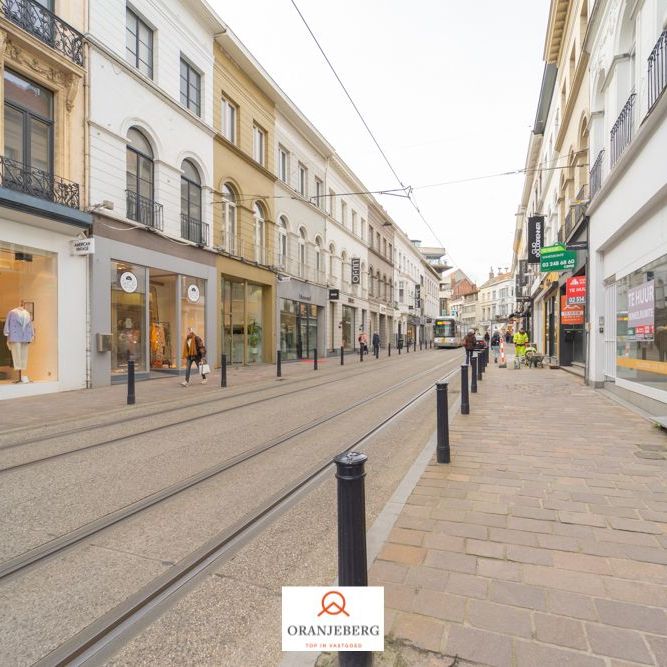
[
  {"left": 360, "top": 345, "right": 363, "bottom": 362},
  {"left": 471, "top": 355, "right": 478, "bottom": 393},
  {"left": 334, "top": 451, "right": 370, "bottom": 667},
  {"left": 461, "top": 364, "right": 470, "bottom": 415},
  {"left": 375, "top": 345, "right": 379, "bottom": 360},
  {"left": 221, "top": 354, "right": 227, "bottom": 387},
  {"left": 276, "top": 350, "right": 282, "bottom": 378},
  {"left": 388, "top": 342, "right": 391, "bottom": 357},
  {"left": 436, "top": 381, "right": 450, "bottom": 463},
  {"left": 406, "top": 340, "right": 409, "bottom": 354},
  {"left": 420, "top": 339, "right": 423, "bottom": 351},
  {"left": 414, "top": 339, "right": 417, "bottom": 352},
  {"left": 127, "top": 359, "right": 135, "bottom": 405},
  {"left": 398, "top": 342, "right": 401, "bottom": 355},
  {"left": 340, "top": 345, "right": 344, "bottom": 366},
  {"left": 314, "top": 348, "right": 318, "bottom": 371}
]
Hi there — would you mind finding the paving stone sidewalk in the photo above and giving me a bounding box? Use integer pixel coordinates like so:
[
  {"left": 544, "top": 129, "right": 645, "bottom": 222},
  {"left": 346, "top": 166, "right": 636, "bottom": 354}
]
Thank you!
[{"left": 370, "top": 363, "right": 667, "bottom": 666}]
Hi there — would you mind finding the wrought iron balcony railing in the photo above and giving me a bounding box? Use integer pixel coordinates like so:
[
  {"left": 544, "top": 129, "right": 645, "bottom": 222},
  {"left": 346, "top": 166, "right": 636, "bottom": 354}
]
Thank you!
[
  {"left": 126, "top": 190, "right": 163, "bottom": 231},
  {"left": 610, "top": 92, "right": 636, "bottom": 167},
  {"left": 648, "top": 30, "right": 667, "bottom": 112},
  {"left": 590, "top": 149, "right": 604, "bottom": 199},
  {"left": 0, "top": 155, "right": 80, "bottom": 208},
  {"left": 181, "top": 213, "right": 209, "bottom": 246},
  {"left": 1, "top": 0, "right": 84, "bottom": 66}
]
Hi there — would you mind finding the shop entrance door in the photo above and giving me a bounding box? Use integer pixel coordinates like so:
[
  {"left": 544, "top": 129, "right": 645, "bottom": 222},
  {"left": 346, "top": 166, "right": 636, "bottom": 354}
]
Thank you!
[
  {"left": 223, "top": 279, "right": 245, "bottom": 364},
  {"left": 149, "top": 270, "right": 177, "bottom": 373}
]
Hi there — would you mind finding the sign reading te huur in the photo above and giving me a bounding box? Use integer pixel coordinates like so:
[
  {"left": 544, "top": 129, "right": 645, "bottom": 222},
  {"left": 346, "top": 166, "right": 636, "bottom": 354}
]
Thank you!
[
  {"left": 70, "top": 238, "right": 95, "bottom": 256},
  {"left": 566, "top": 276, "right": 586, "bottom": 305},
  {"left": 627, "top": 279, "right": 655, "bottom": 339},
  {"left": 527, "top": 215, "right": 544, "bottom": 264},
  {"left": 282, "top": 586, "right": 384, "bottom": 652},
  {"left": 540, "top": 244, "right": 576, "bottom": 272},
  {"left": 351, "top": 258, "right": 361, "bottom": 285}
]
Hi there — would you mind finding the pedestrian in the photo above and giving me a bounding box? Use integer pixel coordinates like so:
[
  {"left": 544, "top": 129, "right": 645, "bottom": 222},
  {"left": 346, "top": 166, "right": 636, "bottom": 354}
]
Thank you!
[
  {"left": 505, "top": 331, "right": 511, "bottom": 344},
  {"left": 358, "top": 330, "right": 369, "bottom": 355},
  {"left": 372, "top": 332, "right": 380, "bottom": 357},
  {"left": 181, "top": 327, "right": 207, "bottom": 386},
  {"left": 464, "top": 329, "right": 476, "bottom": 365},
  {"left": 513, "top": 327, "right": 529, "bottom": 366},
  {"left": 491, "top": 329, "right": 501, "bottom": 363},
  {"left": 484, "top": 330, "right": 490, "bottom": 346}
]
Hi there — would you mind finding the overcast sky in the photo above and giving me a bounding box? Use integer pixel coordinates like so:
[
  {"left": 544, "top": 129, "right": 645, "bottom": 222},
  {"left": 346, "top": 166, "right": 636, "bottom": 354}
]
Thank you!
[{"left": 210, "top": 0, "right": 550, "bottom": 285}]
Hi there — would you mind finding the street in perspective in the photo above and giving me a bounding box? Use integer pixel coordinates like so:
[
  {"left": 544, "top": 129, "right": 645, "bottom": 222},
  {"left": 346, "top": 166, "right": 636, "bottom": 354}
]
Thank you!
[{"left": 1, "top": 0, "right": 667, "bottom": 665}]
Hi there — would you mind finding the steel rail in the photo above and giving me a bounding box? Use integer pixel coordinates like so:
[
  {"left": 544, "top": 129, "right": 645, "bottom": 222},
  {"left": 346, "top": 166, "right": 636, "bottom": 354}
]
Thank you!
[
  {"left": 0, "top": 351, "right": 454, "bottom": 473},
  {"left": 34, "top": 364, "right": 459, "bottom": 667},
  {"left": 0, "top": 357, "right": 461, "bottom": 581}
]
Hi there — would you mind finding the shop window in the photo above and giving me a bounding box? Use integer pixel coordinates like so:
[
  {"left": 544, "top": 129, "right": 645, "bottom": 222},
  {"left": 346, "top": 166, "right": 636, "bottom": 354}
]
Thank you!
[
  {"left": 247, "top": 283, "right": 263, "bottom": 363},
  {"left": 3, "top": 69, "right": 54, "bottom": 188},
  {"left": 616, "top": 254, "right": 667, "bottom": 393},
  {"left": 149, "top": 270, "right": 177, "bottom": 372},
  {"left": 181, "top": 275, "right": 206, "bottom": 355},
  {"left": 111, "top": 261, "right": 146, "bottom": 375},
  {"left": 0, "top": 242, "right": 57, "bottom": 384},
  {"left": 280, "top": 299, "right": 319, "bottom": 360}
]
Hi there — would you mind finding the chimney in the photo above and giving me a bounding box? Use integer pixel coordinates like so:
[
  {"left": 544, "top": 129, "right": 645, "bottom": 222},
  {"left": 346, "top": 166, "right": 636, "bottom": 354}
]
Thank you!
[{"left": 489, "top": 266, "right": 494, "bottom": 280}]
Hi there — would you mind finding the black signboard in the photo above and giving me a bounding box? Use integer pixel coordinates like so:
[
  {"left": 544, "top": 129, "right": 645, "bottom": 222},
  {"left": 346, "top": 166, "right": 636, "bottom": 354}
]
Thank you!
[
  {"left": 328, "top": 289, "right": 340, "bottom": 300},
  {"left": 351, "top": 257, "right": 361, "bottom": 285},
  {"left": 527, "top": 216, "right": 544, "bottom": 264},
  {"left": 415, "top": 284, "right": 421, "bottom": 309},
  {"left": 566, "top": 241, "right": 588, "bottom": 251},
  {"left": 519, "top": 259, "right": 528, "bottom": 285}
]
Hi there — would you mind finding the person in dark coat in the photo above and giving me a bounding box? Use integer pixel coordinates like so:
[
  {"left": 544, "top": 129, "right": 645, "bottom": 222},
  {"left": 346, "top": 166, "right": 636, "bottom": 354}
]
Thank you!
[
  {"left": 372, "top": 332, "right": 380, "bottom": 357},
  {"left": 181, "top": 328, "right": 207, "bottom": 386},
  {"left": 464, "top": 329, "right": 476, "bottom": 364}
]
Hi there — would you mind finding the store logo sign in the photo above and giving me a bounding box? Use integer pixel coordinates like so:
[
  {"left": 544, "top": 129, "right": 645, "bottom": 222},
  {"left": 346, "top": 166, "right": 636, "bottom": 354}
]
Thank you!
[
  {"left": 70, "top": 238, "right": 95, "bottom": 256},
  {"left": 527, "top": 216, "right": 543, "bottom": 264},
  {"left": 282, "top": 587, "right": 384, "bottom": 652},
  {"left": 329, "top": 289, "right": 340, "bottom": 300},
  {"left": 187, "top": 284, "right": 200, "bottom": 303},
  {"left": 120, "top": 271, "right": 138, "bottom": 293},
  {"left": 351, "top": 258, "right": 361, "bottom": 285}
]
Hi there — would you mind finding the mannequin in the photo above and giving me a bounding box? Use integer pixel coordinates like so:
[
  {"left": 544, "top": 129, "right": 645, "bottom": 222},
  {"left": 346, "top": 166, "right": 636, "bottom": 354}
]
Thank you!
[{"left": 3, "top": 301, "right": 34, "bottom": 383}]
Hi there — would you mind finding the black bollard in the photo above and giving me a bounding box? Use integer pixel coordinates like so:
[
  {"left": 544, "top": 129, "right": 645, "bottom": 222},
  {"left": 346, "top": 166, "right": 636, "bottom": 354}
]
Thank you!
[
  {"left": 406, "top": 340, "right": 409, "bottom": 354},
  {"left": 414, "top": 339, "right": 417, "bottom": 352},
  {"left": 314, "top": 348, "right": 318, "bottom": 371},
  {"left": 359, "top": 345, "right": 363, "bottom": 362},
  {"left": 471, "top": 355, "right": 478, "bottom": 393},
  {"left": 478, "top": 351, "right": 483, "bottom": 381},
  {"left": 388, "top": 342, "right": 391, "bottom": 357},
  {"left": 398, "top": 342, "right": 401, "bottom": 355},
  {"left": 127, "top": 359, "right": 135, "bottom": 405},
  {"left": 420, "top": 339, "right": 423, "bottom": 351},
  {"left": 334, "top": 451, "right": 370, "bottom": 667},
  {"left": 461, "top": 364, "right": 470, "bottom": 415},
  {"left": 221, "top": 354, "right": 227, "bottom": 387},
  {"left": 340, "top": 345, "right": 344, "bottom": 366},
  {"left": 277, "top": 350, "right": 282, "bottom": 378},
  {"left": 375, "top": 345, "right": 379, "bottom": 360},
  {"left": 436, "top": 381, "right": 450, "bottom": 463}
]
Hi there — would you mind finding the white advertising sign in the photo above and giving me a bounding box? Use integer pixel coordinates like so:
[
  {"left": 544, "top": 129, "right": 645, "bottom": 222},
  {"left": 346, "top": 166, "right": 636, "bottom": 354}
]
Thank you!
[
  {"left": 187, "top": 284, "right": 200, "bottom": 303},
  {"left": 70, "top": 238, "right": 95, "bottom": 256},
  {"left": 119, "top": 271, "right": 138, "bottom": 293},
  {"left": 282, "top": 586, "right": 384, "bottom": 652}
]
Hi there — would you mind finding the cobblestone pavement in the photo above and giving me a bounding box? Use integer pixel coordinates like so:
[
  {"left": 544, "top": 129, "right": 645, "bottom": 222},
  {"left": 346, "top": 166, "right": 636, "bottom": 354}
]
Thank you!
[{"left": 370, "top": 363, "right": 667, "bottom": 666}]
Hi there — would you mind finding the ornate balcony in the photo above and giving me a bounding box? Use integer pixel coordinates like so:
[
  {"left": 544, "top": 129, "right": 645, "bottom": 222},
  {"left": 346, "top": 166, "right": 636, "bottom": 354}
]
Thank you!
[
  {"left": 648, "top": 30, "right": 667, "bottom": 112},
  {"left": 0, "top": 155, "right": 79, "bottom": 208},
  {"left": 126, "top": 190, "right": 163, "bottom": 231},
  {"left": 180, "top": 213, "right": 209, "bottom": 246},
  {"left": 610, "top": 92, "right": 636, "bottom": 167},
  {"left": 1, "top": 0, "right": 84, "bottom": 66}
]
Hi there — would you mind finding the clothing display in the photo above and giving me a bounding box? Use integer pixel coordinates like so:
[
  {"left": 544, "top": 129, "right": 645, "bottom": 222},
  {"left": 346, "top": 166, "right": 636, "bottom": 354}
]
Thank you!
[
  {"left": 8, "top": 342, "right": 29, "bottom": 370},
  {"left": 150, "top": 321, "right": 172, "bottom": 368},
  {"left": 4, "top": 306, "right": 34, "bottom": 378}
]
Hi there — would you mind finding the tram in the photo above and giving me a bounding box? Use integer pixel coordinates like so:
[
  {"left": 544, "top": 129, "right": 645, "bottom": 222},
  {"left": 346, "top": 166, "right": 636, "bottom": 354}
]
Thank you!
[{"left": 433, "top": 316, "right": 463, "bottom": 348}]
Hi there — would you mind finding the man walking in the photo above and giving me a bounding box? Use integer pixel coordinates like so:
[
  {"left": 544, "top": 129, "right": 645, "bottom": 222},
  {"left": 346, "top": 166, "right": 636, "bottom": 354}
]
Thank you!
[
  {"left": 464, "top": 329, "right": 476, "bottom": 365},
  {"left": 491, "top": 329, "right": 501, "bottom": 363},
  {"left": 513, "top": 327, "right": 529, "bottom": 365},
  {"left": 372, "top": 331, "right": 380, "bottom": 358}
]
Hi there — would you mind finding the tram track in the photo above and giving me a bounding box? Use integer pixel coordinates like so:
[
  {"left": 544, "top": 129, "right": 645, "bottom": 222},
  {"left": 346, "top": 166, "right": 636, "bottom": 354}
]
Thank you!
[
  {"left": 0, "top": 355, "right": 461, "bottom": 581},
  {"left": 0, "top": 351, "right": 452, "bottom": 473},
  {"left": 32, "top": 362, "right": 460, "bottom": 667}
]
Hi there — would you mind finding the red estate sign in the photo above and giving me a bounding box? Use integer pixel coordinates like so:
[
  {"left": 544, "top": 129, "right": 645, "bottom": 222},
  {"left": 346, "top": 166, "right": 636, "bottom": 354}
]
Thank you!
[{"left": 566, "top": 276, "right": 586, "bottom": 305}]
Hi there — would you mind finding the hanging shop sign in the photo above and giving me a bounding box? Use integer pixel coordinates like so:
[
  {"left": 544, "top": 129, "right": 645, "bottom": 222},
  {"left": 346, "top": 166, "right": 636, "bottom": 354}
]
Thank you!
[
  {"left": 566, "top": 241, "right": 588, "bottom": 251},
  {"left": 627, "top": 279, "right": 655, "bottom": 340},
  {"left": 187, "top": 284, "right": 200, "bottom": 303},
  {"left": 540, "top": 244, "right": 576, "bottom": 272},
  {"left": 351, "top": 257, "right": 361, "bottom": 285},
  {"left": 119, "top": 271, "right": 138, "bottom": 293},
  {"left": 527, "top": 216, "right": 544, "bottom": 264},
  {"left": 414, "top": 284, "right": 421, "bottom": 309},
  {"left": 560, "top": 295, "right": 584, "bottom": 326},
  {"left": 70, "top": 238, "right": 95, "bottom": 256},
  {"left": 566, "top": 276, "right": 587, "bottom": 305},
  {"left": 328, "top": 289, "right": 340, "bottom": 300}
]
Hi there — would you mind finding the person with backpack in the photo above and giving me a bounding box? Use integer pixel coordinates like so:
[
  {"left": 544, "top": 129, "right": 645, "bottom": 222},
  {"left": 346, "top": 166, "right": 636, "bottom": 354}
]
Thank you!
[
  {"left": 491, "top": 329, "right": 501, "bottom": 363},
  {"left": 181, "top": 328, "right": 207, "bottom": 386}
]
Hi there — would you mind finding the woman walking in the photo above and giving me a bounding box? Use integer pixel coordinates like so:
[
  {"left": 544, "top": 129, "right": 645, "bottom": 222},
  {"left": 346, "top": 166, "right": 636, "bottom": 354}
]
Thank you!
[{"left": 181, "top": 328, "right": 207, "bottom": 386}]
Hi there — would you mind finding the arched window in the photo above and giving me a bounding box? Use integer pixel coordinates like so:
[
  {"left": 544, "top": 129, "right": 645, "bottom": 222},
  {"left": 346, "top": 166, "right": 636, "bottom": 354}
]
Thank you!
[
  {"left": 314, "top": 236, "right": 322, "bottom": 280},
  {"left": 254, "top": 201, "right": 266, "bottom": 263},
  {"left": 341, "top": 251, "right": 348, "bottom": 286},
  {"left": 298, "top": 227, "right": 307, "bottom": 278},
  {"left": 126, "top": 128, "right": 155, "bottom": 226},
  {"left": 361, "top": 262, "right": 367, "bottom": 293},
  {"left": 222, "top": 182, "right": 238, "bottom": 254},
  {"left": 369, "top": 266, "right": 374, "bottom": 296},
  {"left": 328, "top": 243, "right": 336, "bottom": 278},
  {"left": 181, "top": 159, "right": 203, "bottom": 243},
  {"left": 277, "top": 215, "right": 288, "bottom": 267}
]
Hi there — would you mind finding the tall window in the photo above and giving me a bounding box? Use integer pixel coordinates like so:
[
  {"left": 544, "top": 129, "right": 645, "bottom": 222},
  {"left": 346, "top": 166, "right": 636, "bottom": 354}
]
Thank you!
[
  {"left": 181, "top": 160, "right": 201, "bottom": 221},
  {"left": 126, "top": 128, "right": 154, "bottom": 224},
  {"left": 222, "top": 183, "right": 237, "bottom": 253},
  {"left": 314, "top": 237, "right": 322, "bottom": 279},
  {"left": 253, "top": 201, "right": 266, "bottom": 262},
  {"left": 277, "top": 215, "right": 288, "bottom": 266},
  {"left": 328, "top": 188, "right": 335, "bottom": 218},
  {"left": 253, "top": 124, "right": 265, "bottom": 165},
  {"left": 369, "top": 267, "right": 374, "bottom": 296},
  {"left": 3, "top": 69, "right": 53, "bottom": 179},
  {"left": 368, "top": 226, "right": 374, "bottom": 248},
  {"left": 361, "top": 219, "right": 366, "bottom": 241},
  {"left": 329, "top": 243, "right": 336, "bottom": 277},
  {"left": 278, "top": 146, "right": 289, "bottom": 183},
  {"left": 315, "top": 178, "right": 323, "bottom": 208},
  {"left": 126, "top": 8, "right": 153, "bottom": 78},
  {"left": 180, "top": 58, "right": 201, "bottom": 116},
  {"left": 298, "top": 227, "right": 307, "bottom": 278},
  {"left": 221, "top": 96, "right": 236, "bottom": 143},
  {"left": 341, "top": 251, "right": 348, "bottom": 285},
  {"left": 298, "top": 163, "right": 308, "bottom": 196},
  {"left": 341, "top": 201, "right": 347, "bottom": 227}
]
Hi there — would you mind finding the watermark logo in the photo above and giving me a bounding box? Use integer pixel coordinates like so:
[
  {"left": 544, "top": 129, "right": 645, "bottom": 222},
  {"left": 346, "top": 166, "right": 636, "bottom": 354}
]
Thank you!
[{"left": 282, "top": 586, "right": 384, "bottom": 652}]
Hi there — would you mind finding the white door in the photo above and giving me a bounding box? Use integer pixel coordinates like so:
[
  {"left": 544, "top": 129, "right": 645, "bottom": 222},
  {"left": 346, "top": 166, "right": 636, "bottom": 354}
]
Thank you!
[{"left": 603, "top": 284, "right": 616, "bottom": 379}]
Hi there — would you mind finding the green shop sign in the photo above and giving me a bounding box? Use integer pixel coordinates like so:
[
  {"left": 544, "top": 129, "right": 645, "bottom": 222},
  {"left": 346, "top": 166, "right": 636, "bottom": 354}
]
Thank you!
[{"left": 540, "top": 243, "right": 576, "bottom": 272}]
